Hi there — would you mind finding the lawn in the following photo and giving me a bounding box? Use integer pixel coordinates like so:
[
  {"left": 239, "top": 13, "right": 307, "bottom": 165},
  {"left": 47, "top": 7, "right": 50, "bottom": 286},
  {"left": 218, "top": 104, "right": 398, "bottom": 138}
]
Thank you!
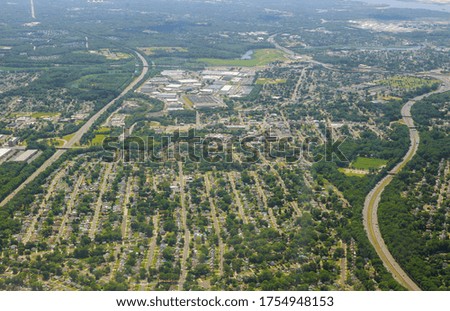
[
  {"left": 91, "top": 134, "right": 108, "bottom": 146},
  {"left": 351, "top": 157, "right": 388, "bottom": 170},
  {"left": 95, "top": 127, "right": 111, "bottom": 134},
  {"left": 62, "top": 133, "right": 76, "bottom": 141},
  {"left": 199, "top": 49, "right": 286, "bottom": 67}
]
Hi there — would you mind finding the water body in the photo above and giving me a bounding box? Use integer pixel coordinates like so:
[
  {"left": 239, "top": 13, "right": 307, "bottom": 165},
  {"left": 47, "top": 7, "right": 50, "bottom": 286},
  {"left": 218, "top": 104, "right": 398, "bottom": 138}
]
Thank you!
[
  {"left": 358, "top": 0, "right": 450, "bottom": 12},
  {"left": 241, "top": 50, "right": 254, "bottom": 60}
]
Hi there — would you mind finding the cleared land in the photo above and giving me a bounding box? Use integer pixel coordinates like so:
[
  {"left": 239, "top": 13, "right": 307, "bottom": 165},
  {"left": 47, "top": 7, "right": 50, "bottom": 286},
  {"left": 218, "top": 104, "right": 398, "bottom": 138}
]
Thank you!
[
  {"left": 88, "top": 49, "right": 131, "bottom": 60},
  {"left": 139, "top": 47, "right": 188, "bottom": 55},
  {"left": 339, "top": 168, "right": 368, "bottom": 177}
]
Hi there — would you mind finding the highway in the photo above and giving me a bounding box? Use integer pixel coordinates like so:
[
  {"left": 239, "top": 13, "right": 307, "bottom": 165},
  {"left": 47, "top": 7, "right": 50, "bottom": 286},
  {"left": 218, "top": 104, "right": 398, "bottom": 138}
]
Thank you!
[
  {"left": 268, "top": 34, "right": 336, "bottom": 70},
  {"left": 269, "top": 31, "right": 450, "bottom": 289},
  {"left": 363, "top": 76, "right": 450, "bottom": 291},
  {"left": 0, "top": 50, "right": 149, "bottom": 208},
  {"left": 30, "top": 0, "right": 36, "bottom": 19}
]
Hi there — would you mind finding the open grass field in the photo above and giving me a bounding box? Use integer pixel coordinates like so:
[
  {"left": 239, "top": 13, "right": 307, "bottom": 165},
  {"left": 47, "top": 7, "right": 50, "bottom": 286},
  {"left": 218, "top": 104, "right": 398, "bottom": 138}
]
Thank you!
[
  {"left": 91, "top": 134, "right": 108, "bottom": 146},
  {"left": 255, "top": 78, "right": 287, "bottom": 85},
  {"left": 199, "top": 49, "right": 286, "bottom": 67},
  {"left": 149, "top": 121, "right": 161, "bottom": 127},
  {"left": 379, "top": 76, "right": 440, "bottom": 90},
  {"left": 31, "top": 112, "right": 60, "bottom": 119},
  {"left": 95, "top": 127, "right": 111, "bottom": 134},
  {"left": 351, "top": 157, "right": 388, "bottom": 170},
  {"left": 139, "top": 47, "right": 188, "bottom": 55}
]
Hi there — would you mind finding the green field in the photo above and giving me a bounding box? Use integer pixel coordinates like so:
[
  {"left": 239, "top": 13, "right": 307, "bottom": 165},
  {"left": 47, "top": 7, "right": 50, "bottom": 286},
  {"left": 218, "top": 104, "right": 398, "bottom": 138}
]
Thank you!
[
  {"left": 199, "top": 49, "right": 286, "bottom": 67},
  {"left": 256, "top": 78, "right": 287, "bottom": 85},
  {"left": 95, "top": 127, "right": 111, "bottom": 134},
  {"left": 351, "top": 157, "right": 388, "bottom": 170},
  {"left": 379, "top": 76, "right": 440, "bottom": 90},
  {"left": 91, "top": 134, "right": 108, "bottom": 146},
  {"left": 139, "top": 46, "right": 188, "bottom": 55},
  {"left": 31, "top": 112, "right": 60, "bottom": 119},
  {"left": 62, "top": 133, "right": 75, "bottom": 141}
]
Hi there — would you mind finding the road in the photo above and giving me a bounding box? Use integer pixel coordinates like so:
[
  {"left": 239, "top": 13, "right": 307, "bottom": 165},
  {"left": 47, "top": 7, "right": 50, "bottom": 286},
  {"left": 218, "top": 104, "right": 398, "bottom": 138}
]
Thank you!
[
  {"left": 250, "top": 171, "right": 281, "bottom": 233},
  {"left": 89, "top": 163, "right": 112, "bottom": 240},
  {"left": 363, "top": 76, "right": 450, "bottom": 291},
  {"left": 228, "top": 172, "right": 248, "bottom": 224},
  {"left": 121, "top": 176, "right": 133, "bottom": 240},
  {"left": 204, "top": 173, "right": 224, "bottom": 276},
  {"left": 268, "top": 34, "right": 386, "bottom": 73},
  {"left": 268, "top": 34, "right": 333, "bottom": 70},
  {"left": 30, "top": 0, "right": 36, "bottom": 19},
  {"left": 22, "top": 165, "right": 67, "bottom": 244},
  {"left": 177, "top": 162, "right": 191, "bottom": 290},
  {"left": 55, "top": 175, "right": 84, "bottom": 243},
  {"left": 0, "top": 50, "right": 149, "bottom": 208}
]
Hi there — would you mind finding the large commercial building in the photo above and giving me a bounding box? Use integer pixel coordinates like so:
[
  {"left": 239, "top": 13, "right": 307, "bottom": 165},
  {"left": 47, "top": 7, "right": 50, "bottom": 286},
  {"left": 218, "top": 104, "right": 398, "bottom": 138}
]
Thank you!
[
  {"left": 0, "top": 148, "right": 14, "bottom": 161},
  {"left": 11, "top": 149, "right": 39, "bottom": 162}
]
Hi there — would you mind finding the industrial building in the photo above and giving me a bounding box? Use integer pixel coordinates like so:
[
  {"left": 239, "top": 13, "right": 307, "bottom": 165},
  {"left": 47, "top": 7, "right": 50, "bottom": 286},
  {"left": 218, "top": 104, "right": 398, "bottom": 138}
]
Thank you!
[
  {"left": 0, "top": 148, "right": 14, "bottom": 161},
  {"left": 187, "top": 95, "right": 226, "bottom": 109},
  {"left": 11, "top": 149, "right": 39, "bottom": 162}
]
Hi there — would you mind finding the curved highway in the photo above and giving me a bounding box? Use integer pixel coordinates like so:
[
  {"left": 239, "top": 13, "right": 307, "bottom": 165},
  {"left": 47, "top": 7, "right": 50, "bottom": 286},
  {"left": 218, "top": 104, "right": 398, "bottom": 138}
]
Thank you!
[
  {"left": 0, "top": 50, "right": 149, "bottom": 208},
  {"left": 363, "top": 76, "right": 450, "bottom": 291}
]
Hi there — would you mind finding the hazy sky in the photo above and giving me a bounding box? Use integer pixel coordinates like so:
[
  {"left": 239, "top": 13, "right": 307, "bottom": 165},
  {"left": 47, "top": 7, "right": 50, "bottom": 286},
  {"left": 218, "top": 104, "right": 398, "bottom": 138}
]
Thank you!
[{"left": 359, "top": 0, "right": 450, "bottom": 11}]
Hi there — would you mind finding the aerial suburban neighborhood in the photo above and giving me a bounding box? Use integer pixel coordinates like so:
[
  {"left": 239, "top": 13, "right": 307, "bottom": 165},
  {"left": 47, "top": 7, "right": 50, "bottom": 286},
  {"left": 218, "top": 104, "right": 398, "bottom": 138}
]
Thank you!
[{"left": 0, "top": 1, "right": 448, "bottom": 303}]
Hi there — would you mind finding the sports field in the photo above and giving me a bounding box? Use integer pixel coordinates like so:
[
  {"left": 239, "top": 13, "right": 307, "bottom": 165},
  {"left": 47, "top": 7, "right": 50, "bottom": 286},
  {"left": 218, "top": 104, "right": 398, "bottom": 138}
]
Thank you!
[{"left": 351, "top": 157, "right": 388, "bottom": 170}]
